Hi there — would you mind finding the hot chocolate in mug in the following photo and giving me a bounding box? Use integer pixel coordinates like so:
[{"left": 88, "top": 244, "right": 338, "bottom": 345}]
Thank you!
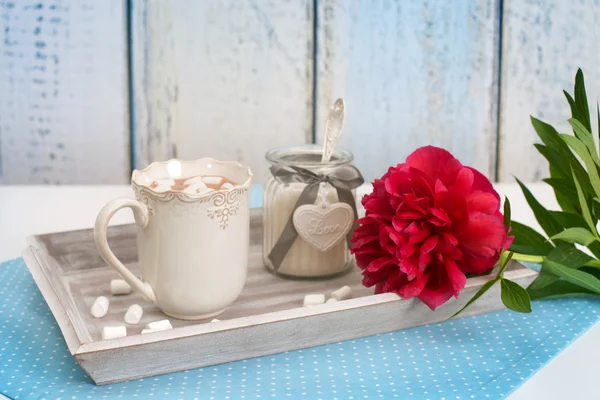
[{"left": 94, "top": 159, "right": 253, "bottom": 320}]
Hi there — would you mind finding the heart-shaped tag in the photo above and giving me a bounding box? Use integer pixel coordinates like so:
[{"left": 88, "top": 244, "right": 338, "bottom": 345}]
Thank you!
[{"left": 293, "top": 203, "right": 354, "bottom": 252}]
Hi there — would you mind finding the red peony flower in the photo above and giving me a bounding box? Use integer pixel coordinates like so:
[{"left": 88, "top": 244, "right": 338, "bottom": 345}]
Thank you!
[{"left": 351, "top": 146, "right": 513, "bottom": 310}]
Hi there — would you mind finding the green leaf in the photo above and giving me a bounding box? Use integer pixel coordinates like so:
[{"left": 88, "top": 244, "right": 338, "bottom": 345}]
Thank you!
[
  {"left": 526, "top": 244, "right": 594, "bottom": 292},
  {"left": 540, "top": 149, "right": 579, "bottom": 213},
  {"left": 503, "top": 196, "right": 511, "bottom": 230},
  {"left": 543, "top": 259, "right": 600, "bottom": 294},
  {"left": 528, "top": 280, "right": 596, "bottom": 300},
  {"left": 516, "top": 178, "right": 563, "bottom": 238},
  {"left": 547, "top": 210, "right": 588, "bottom": 229},
  {"left": 568, "top": 118, "right": 600, "bottom": 166},
  {"left": 560, "top": 134, "right": 600, "bottom": 199},
  {"left": 587, "top": 242, "right": 600, "bottom": 260},
  {"left": 584, "top": 259, "right": 600, "bottom": 269},
  {"left": 500, "top": 279, "right": 532, "bottom": 313},
  {"left": 447, "top": 279, "right": 498, "bottom": 320},
  {"left": 509, "top": 221, "right": 554, "bottom": 256},
  {"left": 546, "top": 244, "right": 594, "bottom": 268},
  {"left": 527, "top": 268, "right": 559, "bottom": 291},
  {"left": 572, "top": 169, "right": 597, "bottom": 235},
  {"left": 543, "top": 178, "right": 578, "bottom": 198},
  {"left": 543, "top": 178, "right": 579, "bottom": 214},
  {"left": 574, "top": 68, "right": 592, "bottom": 132},
  {"left": 550, "top": 227, "right": 599, "bottom": 246},
  {"left": 564, "top": 90, "right": 577, "bottom": 117},
  {"left": 532, "top": 122, "right": 595, "bottom": 197},
  {"left": 579, "top": 266, "right": 600, "bottom": 279},
  {"left": 597, "top": 103, "right": 600, "bottom": 152},
  {"left": 531, "top": 116, "right": 569, "bottom": 150}
]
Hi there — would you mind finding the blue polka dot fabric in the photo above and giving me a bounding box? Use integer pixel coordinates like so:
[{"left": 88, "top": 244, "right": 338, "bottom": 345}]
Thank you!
[{"left": 1, "top": 257, "right": 600, "bottom": 400}]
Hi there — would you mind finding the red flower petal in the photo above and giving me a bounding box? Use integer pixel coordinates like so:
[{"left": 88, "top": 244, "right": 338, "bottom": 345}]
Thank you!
[
  {"left": 406, "top": 146, "right": 460, "bottom": 184},
  {"left": 398, "top": 273, "right": 430, "bottom": 298},
  {"left": 466, "top": 191, "right": 500, "bottom": 215},
  {"left": 417, "top": 262, "right": 456, "bottom": 310},
  {"left": 367, "top": 256, "right": 397, "bottom": 272},
  {"left": 418, "top": 283, "right": 455, "bottom": 311},
  {"left": 452, "top": 167, "right": 474, "bottom": 196},
  {"left": 459, "top": 250, "right": 499, "bottom": 274},
  {"left": 421, "top": 236, "right": 438, "bottom": 254},
  {"left": 467, "top": 167, "right": 499, "bottom": 201},
  {"left": 351, "top": 145, "right": 507, "bottom": 311},
  {"left": 457, "top": 212, "right": 507, "bottom": 251},
  {"left": 443, "top": 258, "right": 467, "bottom": 297}
]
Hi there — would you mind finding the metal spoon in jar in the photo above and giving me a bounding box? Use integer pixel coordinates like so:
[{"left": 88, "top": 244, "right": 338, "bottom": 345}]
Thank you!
[{"left": 321, "top": 98, "right": 345, "bottom": 163}]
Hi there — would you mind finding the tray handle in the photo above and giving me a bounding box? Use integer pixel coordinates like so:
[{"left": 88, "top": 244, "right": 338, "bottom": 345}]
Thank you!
[{"left": 94, "top": 198, "right": 156, "bottom": 303}]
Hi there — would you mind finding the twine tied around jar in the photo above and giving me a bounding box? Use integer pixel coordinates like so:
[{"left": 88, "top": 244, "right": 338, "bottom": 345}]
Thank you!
[{"left": 267, "top": 164, "right": 365, "bottom": 271}]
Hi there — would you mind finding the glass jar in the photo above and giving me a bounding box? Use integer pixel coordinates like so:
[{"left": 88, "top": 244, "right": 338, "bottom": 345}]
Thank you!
[{"left": 263, "top": 144, "right": 357, "bottom": 278}]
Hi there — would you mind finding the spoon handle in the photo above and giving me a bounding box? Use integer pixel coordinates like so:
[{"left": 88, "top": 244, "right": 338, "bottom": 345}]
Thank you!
[{"left": 321, "top": 99, "right": 345, "bottom": 163}]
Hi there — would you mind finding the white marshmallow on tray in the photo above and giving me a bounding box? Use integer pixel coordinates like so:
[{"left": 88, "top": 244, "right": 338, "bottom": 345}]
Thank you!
[
  {"left": 331, "top": 285, "right": 352, "bottom": 301},
  {"left": 102, "top": 325, "right": 127, "bottom": 340},
  {"left": 303, "top": 294, "right": 325, "bottom": 307},
  {"left": 202, "top": 176, "right": 223, "bottom": 186},
  {"left": 145, "top": 319, "right": 173, "bottom": 331},
  {"left": 141, "top": 328, "right": 154, "bottom": 334},
  {"left": 110, "top": 279, "right": 131, "bottom": 295},
  {"left": 91, "top": 296, "right": 109, "bottom": 318},
  {"left": 211, "top": 319, "right": 220, "bottom": 323},
  {"left": 326, "top": 298, "right": 338, "bottom": 303},
  {"left": 124, "top": 304, "right": 144, "bottom": 325}
]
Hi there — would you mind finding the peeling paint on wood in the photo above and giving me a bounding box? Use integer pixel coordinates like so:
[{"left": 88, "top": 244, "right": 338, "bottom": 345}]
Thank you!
[
  {"left": 131, "top": 0, "right": 314, "bottom": 182},
  {"left": 499, "top": 0, "right": 600, "bottom": 182},
  {"left": 315, "top": 0, "right": 500, "bottom": 182},
  {"left": 0, "top": 0, "right": 130, "bottom": 184}
]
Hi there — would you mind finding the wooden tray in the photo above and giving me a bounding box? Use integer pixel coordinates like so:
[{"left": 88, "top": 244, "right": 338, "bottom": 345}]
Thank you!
[{"left": 23, "top": 209, "right": 537, "bottom": 385}]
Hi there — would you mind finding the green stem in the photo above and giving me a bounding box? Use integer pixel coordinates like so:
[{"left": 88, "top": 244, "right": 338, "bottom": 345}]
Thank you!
[{"left": 511, "top": 253, "right": 545, "bottom": 264}]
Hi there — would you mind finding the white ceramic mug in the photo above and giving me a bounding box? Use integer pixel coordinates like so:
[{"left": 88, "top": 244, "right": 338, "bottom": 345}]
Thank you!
[{"left": 94, "top": 159, "right": 253, "bottom": 320}]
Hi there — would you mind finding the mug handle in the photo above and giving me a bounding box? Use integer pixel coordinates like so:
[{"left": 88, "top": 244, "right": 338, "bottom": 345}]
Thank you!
[{"left": 94, "top": 198, "right": 156, "bottom": 303}]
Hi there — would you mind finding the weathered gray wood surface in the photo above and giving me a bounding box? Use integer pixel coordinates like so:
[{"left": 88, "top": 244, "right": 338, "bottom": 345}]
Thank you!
[
  {"left": 130, "top": 0, "right": 314, "bottom": 182},
  {"left": 0, "top": 0, "right": 130, "bottom": 184},
  {"left": 24, "top": 208, "right": 536, "bottom": 384},
  {"left": 315, "top": 0, "right": 501, "bottom": 182},
  {"left": 498, "top": 0, "right": 600, "bottom": 182}
]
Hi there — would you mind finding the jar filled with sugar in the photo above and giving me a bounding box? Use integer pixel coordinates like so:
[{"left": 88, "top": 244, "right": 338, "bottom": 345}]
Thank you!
[{"left": 263, "top": 144, "right": 364, "bottom": 278}]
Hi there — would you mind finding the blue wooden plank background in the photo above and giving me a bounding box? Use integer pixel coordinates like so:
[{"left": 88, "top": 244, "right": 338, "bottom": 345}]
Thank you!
[{"left": 0, "top": 0, "right": 598, "bottom": 184}]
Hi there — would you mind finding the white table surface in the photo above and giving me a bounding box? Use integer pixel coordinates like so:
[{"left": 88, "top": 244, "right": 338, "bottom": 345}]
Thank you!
[{"left": 0, "top": 183, "right": 597, "bottom": 399}]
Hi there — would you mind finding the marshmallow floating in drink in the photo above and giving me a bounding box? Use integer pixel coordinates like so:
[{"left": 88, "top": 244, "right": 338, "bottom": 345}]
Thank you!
[
  {"left": 183, "top": 181, "right": 212, "bottom": 195},
  {"left": 153, "top": 184, "right": 172, "bottom": 193},
  {"left": 152, "top": 178, "right": 175, "bottom": 193},
  {"left": 202, "top": 176, "right": 224, "bottom": 187},
  {"left": 155, "top": 178, "right": 175, "bottom": 186},
  {"left": 183, "top": 176, "right": 204, "bottom": 186}
]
